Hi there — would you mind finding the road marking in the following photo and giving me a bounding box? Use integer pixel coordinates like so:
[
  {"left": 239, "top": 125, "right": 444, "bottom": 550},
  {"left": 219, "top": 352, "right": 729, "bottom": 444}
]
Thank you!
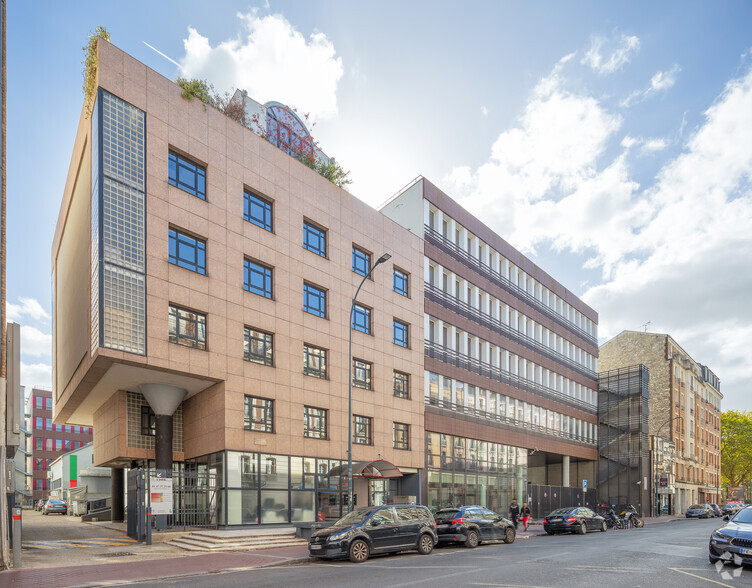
[
  {"left": 385, "top": 569, "right": 481, "bottom": 587},
  {"left": 566, "top": 565, "right": 644, "bottom": 571},
  {"left": 669, "top": 568, "right": 734, "bottom": 586}
]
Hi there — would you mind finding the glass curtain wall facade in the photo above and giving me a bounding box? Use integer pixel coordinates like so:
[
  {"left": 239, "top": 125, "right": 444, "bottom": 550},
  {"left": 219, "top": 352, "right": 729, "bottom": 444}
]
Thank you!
[
  {"left": 425, "top": 432, "right": 527, "bottom": 514},
  {"left": 598, "top": 365, "right": 650, "bottom": 513},
  {"left": 91, "top": 89, "right": 146, "bottom": 355}
]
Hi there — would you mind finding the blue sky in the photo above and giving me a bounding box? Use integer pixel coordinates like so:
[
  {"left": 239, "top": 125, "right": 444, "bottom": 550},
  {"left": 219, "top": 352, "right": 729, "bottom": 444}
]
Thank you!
[{"left": 6, "top": 1, "right": 752, "bottom": 410}]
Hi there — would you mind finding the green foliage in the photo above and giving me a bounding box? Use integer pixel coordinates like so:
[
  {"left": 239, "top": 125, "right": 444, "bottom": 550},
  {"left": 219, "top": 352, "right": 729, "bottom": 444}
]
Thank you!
[
  {"left": 314, "top": 158, "right": 352, "bottom": 189},
  {"left": 82, "top": 26, "right": 111, "bottom": 118},
  {"left": 176, "top": 78, "right": 216, "bottom": 107},
  {"left": 721, "top": 410, "right": 752, "bottom": 487}
]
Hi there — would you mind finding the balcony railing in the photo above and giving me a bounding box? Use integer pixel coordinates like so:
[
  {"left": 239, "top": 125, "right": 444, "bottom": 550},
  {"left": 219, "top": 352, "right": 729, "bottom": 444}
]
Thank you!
[
  {"left": 425, "top": 340, "right": 597, "bottom": 414},
  {"left": 424, "top": 225, "right": 598, "bottom": 347},
  {"left": 425, "top": 283, "right": 597, "bottom": 380},
  {"left": 425, "top": 396, "right": 596, "bottom": 445}
]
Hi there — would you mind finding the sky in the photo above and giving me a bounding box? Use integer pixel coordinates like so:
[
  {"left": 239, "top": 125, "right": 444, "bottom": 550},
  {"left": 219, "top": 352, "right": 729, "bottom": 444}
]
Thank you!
[{"left": 6, "top": 1, "right": 752, "bottom": 410}]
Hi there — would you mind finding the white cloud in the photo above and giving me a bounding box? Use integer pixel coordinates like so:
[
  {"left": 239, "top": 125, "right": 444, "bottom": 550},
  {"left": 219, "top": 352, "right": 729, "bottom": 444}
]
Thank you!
[
  {"left": 581, "top": 34, "right": 640, "bottom": 74},
  {"left": 481, "top": 105, "right": 488, "bottom": 116},
  {"left": 642, "top": 138, "right": 668, "bottom": 153},
  {"left": 179, "top": 11, "right": 344, "bottom": 120},
  {"left": 20, "top": 325, "right": 51, "bottom": 358},
  {"left": 6, "top": 297, "right": 50, "bottom": 323},
  {"left": 21, "top": 362, "right": 52, "bottom": 391},
  {"left": 621, "top": 64, "right": 681, "bottom": 107}
]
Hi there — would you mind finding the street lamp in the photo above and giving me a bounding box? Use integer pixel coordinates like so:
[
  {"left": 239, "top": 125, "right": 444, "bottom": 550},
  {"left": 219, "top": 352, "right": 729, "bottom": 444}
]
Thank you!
[{"left": 347, "top": 253, "right": 392, "bottom": 513}]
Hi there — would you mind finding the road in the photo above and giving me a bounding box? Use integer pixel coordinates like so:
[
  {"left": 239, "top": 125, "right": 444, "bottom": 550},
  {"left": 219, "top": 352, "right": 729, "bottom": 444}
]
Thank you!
[{"left": 130, "top": 518, "right": 752, "bottom": 588}]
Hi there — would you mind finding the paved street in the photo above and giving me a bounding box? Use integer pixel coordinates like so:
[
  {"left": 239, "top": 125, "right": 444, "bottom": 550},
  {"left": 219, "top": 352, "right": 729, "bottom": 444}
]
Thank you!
[{"left": 128, "top": 518, "right": 751, "bottom": 588}]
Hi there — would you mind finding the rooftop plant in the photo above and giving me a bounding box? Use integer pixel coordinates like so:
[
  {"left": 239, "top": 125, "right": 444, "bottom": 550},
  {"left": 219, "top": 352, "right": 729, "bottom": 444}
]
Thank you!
[{"left": 82, "top": 26, "right": 111, "bottom": 118}]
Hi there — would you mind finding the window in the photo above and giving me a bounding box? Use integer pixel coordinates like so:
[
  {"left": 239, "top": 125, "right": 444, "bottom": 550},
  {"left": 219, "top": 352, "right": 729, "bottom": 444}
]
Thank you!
[
  {"left": 55, "top": 424, "right": 62, "bottom": 432},
  {"left": 303, "top": 283, "right": 327, "bottom": 318},
  {"left": 304, "top": 406, "right": 327, "bottom": 440},
  {"left": 141, "top": 405, "right": 156, "bottom": 436},
  {"left": 244, "top": 396, "right": 274, "bottom": 433},
  {"left": 244, "top": 189, "right": 273, "bottom": 232},
  {"left": 65, "top": 425, "right": 71, "bottom": 433},
  {"left": 35, "top": 396, "right": 43, "bottom": 409},
  {"left": 45, "top": 398, "right": 52, "bottom": 410},
  {"left": 303, "top": 221, "right": 327, "bottom": 257},
  {"left": 45, "top": 439, "right": 52, "bottom": 451},
  {"left": 65, "top": 440, "right": 71, "bottom": 451},
  {"left": 393, "top": 319, "right": 409, "bottom": 348},
  {"left": 55, "top": 439, "right": 62, "bottom": 451},
  {"left": 244, "top": 259, "right": 273, "bottom": 299},
  {"left": 353, "top": 415, "right": 372, "bottom": 445},
  {"left": 244, "top": 328, "right": 273, "bottom": 366},
  {"left": 352, "top": 359, "right": 372, "bottom": 390},
  {"left": 393, "top": 268, "right": 409, "bottom": 296},
  {"left": 169, "top": 228, "right": 206, "bottom": 275},
  {"left": 352, "top": 246, "right": 371, "bottom": 277},
  {"left": 394, "top": 371, "right": 410, "bottom": 399},
  {"left": 46, "top": 418, "right": 52, "bottom": 431},
  {"left": 304, "top": 344, "right": 327, "bottom": 379},
  {"left": 168, "top": 305, "right": 207, "bottom": 350},
  {"left": 35, "top": 417, "right": 43, "bottom": 430},
  {"left": 168, "top": 151, "right": 206, "bottom": 199},
  {"left": 351, "top": 304, "right": 371, "bottom": 334},
  {"left": 35, "top": 437, "right": 42, "bottom": 450},
  {"left": 393, "top": 423, "right": 409, "bottom": 450}
]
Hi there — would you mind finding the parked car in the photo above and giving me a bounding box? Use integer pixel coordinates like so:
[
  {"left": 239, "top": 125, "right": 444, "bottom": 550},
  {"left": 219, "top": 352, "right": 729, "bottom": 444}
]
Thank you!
[
  {"left": 35, "top": 499, "right": 48, "bottom": 512},
  {"left": 686, "top": 504, "right": 715, "bottom": 519},
  {"left": 709, "top": 504, "right": 722, "bottom": 517},
  {"left": 43, "top": 499, "right": 68, "bottom": 515},
  {"left": 434, "top": 505, "right": 515, "bottom": 547},
  {"left": 710, "top": 506, "right": 752, "bottom": 564},
  {"left": 308, "top": 504, "right": 438, "bottom": 563},
  {"left": 543, "top": 507, "right": 606, "bottom": 535}
]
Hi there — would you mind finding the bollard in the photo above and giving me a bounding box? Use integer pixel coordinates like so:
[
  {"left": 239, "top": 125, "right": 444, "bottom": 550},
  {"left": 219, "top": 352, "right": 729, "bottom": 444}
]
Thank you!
[
  {"left": 146, "top": 506, "right": 152, "bottom": 546},
  {"left": 12, "top": 507, "right": 21, "bottom": 568}
]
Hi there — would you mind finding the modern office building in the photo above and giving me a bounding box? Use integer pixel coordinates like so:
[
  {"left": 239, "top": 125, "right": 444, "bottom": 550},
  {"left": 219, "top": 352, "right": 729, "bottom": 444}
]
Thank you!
[
  {"left": 599, "top": 331, "right": 722, "bottom": 513},
  {"left": 52, "top": 41, "right": 424, "bottom": 526},
  {"left": 381, "top": 178, "right": 600, "bottom": 515},
  {"left": 29, "top": 387, "right": 93, "bottom": 502}
]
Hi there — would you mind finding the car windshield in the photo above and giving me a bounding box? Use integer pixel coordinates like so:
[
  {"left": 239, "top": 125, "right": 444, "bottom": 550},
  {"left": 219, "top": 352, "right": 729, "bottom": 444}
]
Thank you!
[
  {"left": 548, "top": 508, "right": 575, "bottom": 516},
  {"left": 331, "top": 509, "right": 372, "bottom": 527},
  {"left": 732, "top": 508, "right": 752, "bottom": 523},
  {"left": 689, "top": 504, "right": 703, "bottom": 509}
]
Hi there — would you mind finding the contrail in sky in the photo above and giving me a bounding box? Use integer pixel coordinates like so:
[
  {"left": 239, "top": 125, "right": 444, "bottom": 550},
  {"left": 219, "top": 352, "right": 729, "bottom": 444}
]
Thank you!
[{"left": 143, "top": 41, "right": 183, "bottom": 70}]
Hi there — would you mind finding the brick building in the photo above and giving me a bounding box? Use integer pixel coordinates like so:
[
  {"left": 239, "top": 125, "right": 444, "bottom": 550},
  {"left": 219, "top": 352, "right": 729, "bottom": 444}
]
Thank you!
[{"left": 28, "top": 387, "right": 93, "bottom": 502}]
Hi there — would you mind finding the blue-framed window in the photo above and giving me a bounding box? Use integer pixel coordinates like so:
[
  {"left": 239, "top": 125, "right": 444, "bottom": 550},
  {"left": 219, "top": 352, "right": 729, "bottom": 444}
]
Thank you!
[
  {"left": 393, "top": 268, "right": 409, "bottom": 296},
  {"left": 393, "top": 319, "right": 409, "bottom": 348},
  {"left": 303, "top": 221, "right": 327, "bottom": 257},
  {"left": 352, "top": 246, "right": 371, "bottom": 277},
  {"left": 169, "top": 228, "right": 206, "bottom": 275},
  {"left": 352, "top": 304, "right": 371, "bottom": 334},
  {"left": 244, "top": 259, "right": 273, "bottom": 299},
  {"left": 244, "top": 189, "right": 273, "bottom": 232},
  {"left": 304, "top": 283, "right": 327, "bottom": 318},
  {"left": 168, "top": 151, "right": 206, "bottom": 200}
]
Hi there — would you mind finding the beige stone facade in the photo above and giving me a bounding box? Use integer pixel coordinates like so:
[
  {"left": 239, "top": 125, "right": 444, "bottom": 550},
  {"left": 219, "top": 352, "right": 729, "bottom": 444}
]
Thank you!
[
  {"left": 52, "top": 41, "right": 425, "bottom": 521},
  {"left": 599, "top": 331, "right": 722, "bottom": 513}
]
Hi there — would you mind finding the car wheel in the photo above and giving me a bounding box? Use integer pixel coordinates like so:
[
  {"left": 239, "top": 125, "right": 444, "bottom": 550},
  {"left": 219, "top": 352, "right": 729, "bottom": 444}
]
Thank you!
[
  {"left": 578, "top": 522, "right": 587, "bottom": 535},
  {"left": 546, "top": 530, "right": 555, "bottom": 535},
  {"left": 348, "top": 539, "right": 370, "bottom": 563},
  {"left": 503, "top": 528, "right": 516, "bottom": 544},
  {"left": 417, "top": 534, "right": 434, "bottom": 555},
  {"left": 465, "top": 529, "right": 479, "bottom": 548},
  {"left": 601, "top": 520, "right": 607, "bottom": 532}
]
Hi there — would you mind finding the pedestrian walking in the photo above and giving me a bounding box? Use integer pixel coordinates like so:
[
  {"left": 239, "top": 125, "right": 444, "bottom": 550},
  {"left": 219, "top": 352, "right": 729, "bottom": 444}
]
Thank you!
[
  {"left": 520, "top": 502, "right": 531, "bottom": 531},
  {"left": 509, "top": 499, "right": 520, "bottom": 530}
]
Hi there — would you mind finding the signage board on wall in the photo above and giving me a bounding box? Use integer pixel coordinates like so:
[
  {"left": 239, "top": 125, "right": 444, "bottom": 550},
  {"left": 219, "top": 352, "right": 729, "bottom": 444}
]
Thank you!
[{"left": 149, "top": 477, "right": 173, "bottom": 515}]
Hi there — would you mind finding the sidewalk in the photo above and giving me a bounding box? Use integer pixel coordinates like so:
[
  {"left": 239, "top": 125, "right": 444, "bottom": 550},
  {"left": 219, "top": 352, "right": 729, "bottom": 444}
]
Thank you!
[{"left": 2, "top": 515, "right": 686, "bottom": 587}]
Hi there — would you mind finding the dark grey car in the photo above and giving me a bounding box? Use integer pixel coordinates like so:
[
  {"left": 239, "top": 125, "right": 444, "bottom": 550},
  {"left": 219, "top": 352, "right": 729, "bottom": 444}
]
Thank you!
[{"left": 710, "top": 506, "right": 752, "bottom": 564}]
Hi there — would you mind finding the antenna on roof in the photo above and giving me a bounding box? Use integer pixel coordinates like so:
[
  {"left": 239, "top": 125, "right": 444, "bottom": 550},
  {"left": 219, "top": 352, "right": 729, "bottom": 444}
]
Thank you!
[{"left": 640, "top": 321, "right": 651, "bottom": 333}]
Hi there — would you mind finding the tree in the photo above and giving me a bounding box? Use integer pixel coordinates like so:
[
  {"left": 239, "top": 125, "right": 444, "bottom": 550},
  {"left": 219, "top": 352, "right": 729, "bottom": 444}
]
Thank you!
[{"left": 721, "top": 410, "right": 752, "bottom": 488}]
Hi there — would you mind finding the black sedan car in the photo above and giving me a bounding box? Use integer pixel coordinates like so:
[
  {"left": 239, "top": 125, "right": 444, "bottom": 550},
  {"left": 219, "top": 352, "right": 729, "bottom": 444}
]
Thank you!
[
  {"left": 686, "top": 504, "right": 715, "bottom": 518},
  {"left": 308, "top": 504, "right": 437, "bottom": 563},
  {"left": 434, "top": 506, "right": 515, "bottom": 547},
  {"left": 710, "top": 506, "right": 752, "bottom": 564},
  {"left": 543, "top": 507, "right": 606, "bottom": 535}
]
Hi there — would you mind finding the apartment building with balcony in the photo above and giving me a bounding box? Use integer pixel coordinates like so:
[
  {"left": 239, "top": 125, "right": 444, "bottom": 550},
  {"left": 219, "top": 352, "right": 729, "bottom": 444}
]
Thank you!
[
  {"left": 52, "top": 41, "right": 424, "bottom": 526},
  {"left": 381, "top": 178, "right": 600, "bottom": 514},
  {"left": 599, "top": 331, "right": 722, "bottom": 514}
]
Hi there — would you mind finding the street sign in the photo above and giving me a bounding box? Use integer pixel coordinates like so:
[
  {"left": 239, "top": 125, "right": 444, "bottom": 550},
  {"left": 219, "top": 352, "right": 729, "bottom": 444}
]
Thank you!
[
  {"left": 582, "top": 479, "right": 587, "bottom": 491},
  {"left": 149, "top": 477, "right": 173, "bottom": 515}
]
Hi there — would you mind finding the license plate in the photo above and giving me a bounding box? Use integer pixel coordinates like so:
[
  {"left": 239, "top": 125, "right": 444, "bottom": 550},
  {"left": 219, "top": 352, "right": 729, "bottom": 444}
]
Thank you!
[
  {"left": 741, "top": 548, "right": 752, "bottom": 555},
  {"left": 310, "top": 545, "right": 322, "bottom": 550}
]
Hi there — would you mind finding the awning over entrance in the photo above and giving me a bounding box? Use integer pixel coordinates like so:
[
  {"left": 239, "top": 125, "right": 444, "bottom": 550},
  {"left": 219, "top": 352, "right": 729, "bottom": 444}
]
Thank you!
[{"left": 329, "top": 460, "right": 403, "bottom": 479}]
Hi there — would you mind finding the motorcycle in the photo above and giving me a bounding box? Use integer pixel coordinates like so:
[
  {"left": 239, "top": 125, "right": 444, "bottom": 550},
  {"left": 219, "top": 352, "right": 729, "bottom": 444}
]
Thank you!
[
  {"left": 601, "top": 507, "right": 620, "bottom": 529},
  {"left": 620, "top": 505, "right": 644, "bottom": 528}
]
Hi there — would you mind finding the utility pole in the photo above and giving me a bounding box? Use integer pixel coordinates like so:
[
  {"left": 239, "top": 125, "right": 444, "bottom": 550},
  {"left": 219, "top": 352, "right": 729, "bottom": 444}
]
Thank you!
[{"left": 0, "top": 0, "right": 7, "bottom": 569}]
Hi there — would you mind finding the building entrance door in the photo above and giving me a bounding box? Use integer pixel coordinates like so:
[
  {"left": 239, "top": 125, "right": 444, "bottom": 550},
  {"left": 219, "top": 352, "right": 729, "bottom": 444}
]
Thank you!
[{"left": 370, "top": 479, "right": 387, "bottom": 506}]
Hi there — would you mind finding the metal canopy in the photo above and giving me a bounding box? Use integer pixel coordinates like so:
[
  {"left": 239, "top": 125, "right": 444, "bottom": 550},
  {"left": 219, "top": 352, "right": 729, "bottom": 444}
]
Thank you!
[{"left": 329, "top": 459, "right": 404, "bottom": 479}]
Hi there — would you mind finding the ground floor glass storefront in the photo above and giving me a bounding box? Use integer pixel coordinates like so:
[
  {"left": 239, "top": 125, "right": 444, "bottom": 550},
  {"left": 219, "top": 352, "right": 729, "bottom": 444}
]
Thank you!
[
  {"left": 426, "top": 432, "right": 527, "bottom": 514},
  {"left": 184, "top": 451, "right": 419, "bottom": 526}
]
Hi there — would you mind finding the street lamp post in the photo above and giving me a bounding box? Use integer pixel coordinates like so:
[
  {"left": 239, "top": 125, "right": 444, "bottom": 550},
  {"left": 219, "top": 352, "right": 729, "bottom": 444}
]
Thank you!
[{"left": 347, "top": 253, "right": 391, "bottom": 513}]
